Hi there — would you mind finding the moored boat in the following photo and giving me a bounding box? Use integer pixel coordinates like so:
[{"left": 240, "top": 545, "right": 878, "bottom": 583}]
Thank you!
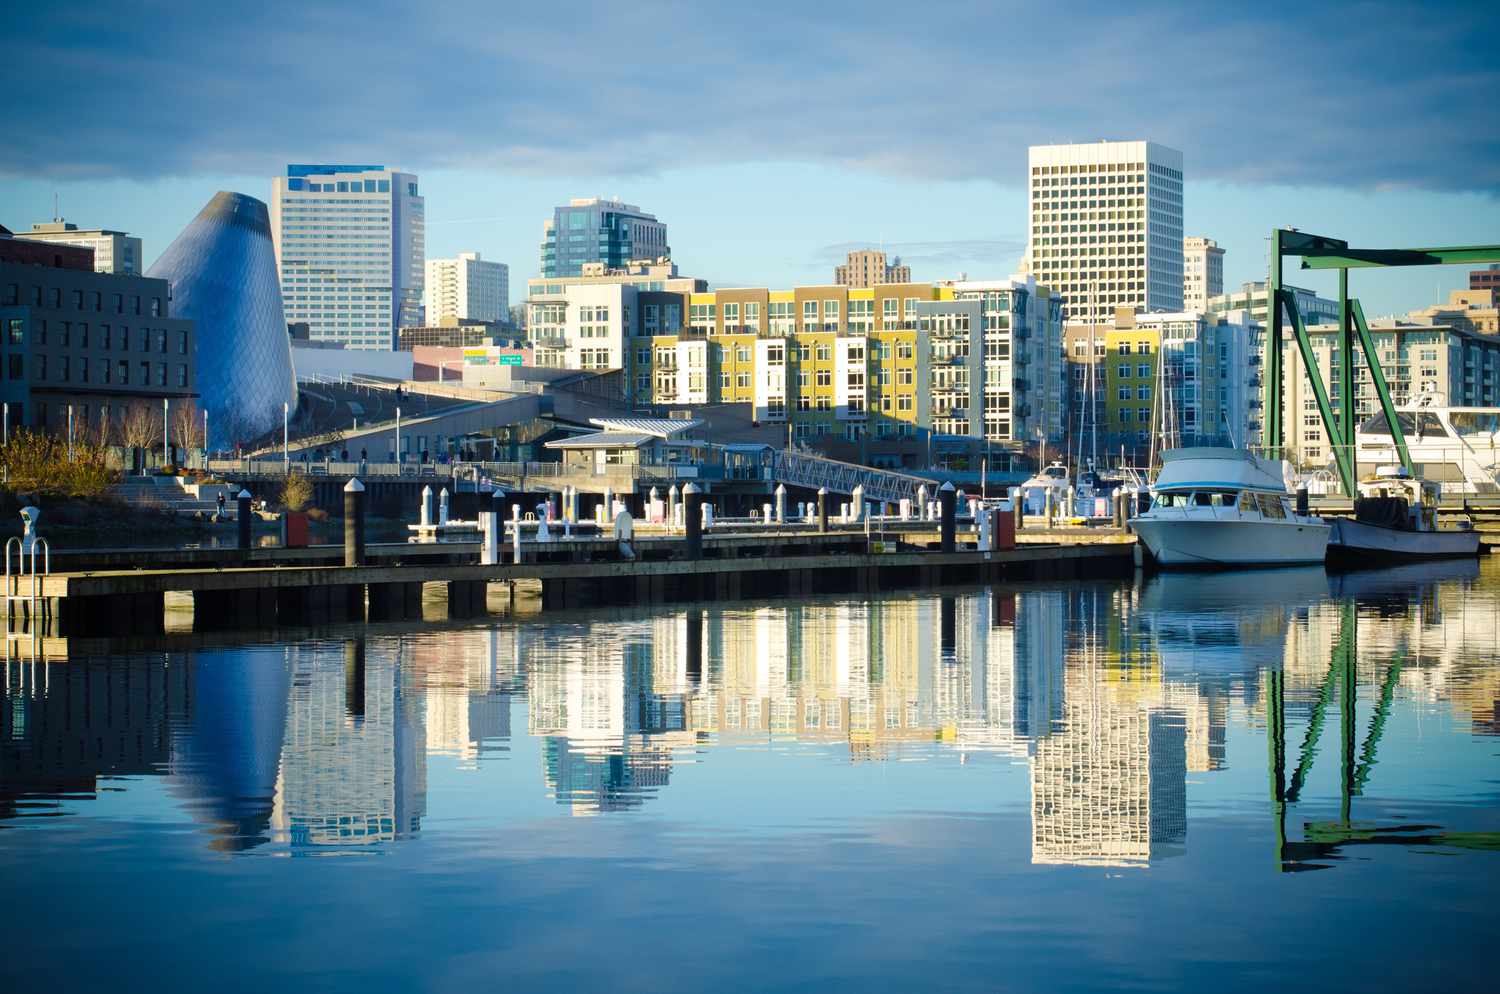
[
  {"left": 1326, "top": 466, "right": 1481, "bottom": 568},
  {"left": 1130, "top": 447, "right": 1331, "bottom": 568}
]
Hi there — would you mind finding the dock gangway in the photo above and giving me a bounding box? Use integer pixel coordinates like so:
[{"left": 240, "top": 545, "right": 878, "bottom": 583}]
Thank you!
[{"left": 770, "top": 451, "right": 932, "bottom": 504}]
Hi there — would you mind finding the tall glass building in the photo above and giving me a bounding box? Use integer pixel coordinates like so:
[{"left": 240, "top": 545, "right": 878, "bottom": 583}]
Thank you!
[
  {"left": 271, "top": 165, "right": 424, "bottom": 349},
  {"left": 539, "top": 198, "right": 669, "bottom": 278},
  {"left": 147, "top": 192, "right": 298, "bottom": 446}
]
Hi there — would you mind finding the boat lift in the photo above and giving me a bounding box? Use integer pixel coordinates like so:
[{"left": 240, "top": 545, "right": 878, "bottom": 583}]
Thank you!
[{"left": 1265, "top": 230, "right": 1500, "bottom": 496}]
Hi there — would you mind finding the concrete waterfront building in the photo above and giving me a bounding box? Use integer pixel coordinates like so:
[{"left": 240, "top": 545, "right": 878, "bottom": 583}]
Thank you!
[
  {"left": 424, "top": 251, "right": 508, "bottom": 324},
  {"left": 835, "top": 249, "right": 911, "bottom": 288},
  {"left": 526, "top": 259, "right": 704, "bottom": 372},
  {"left": 1062, "top": 306, "right": 1259, "bottom": 461},
  {"left": 271, "top": 164, "right": 424, "bottom": 349},
  {"left": 1, "top": 232, "right": 196, "bottom": 436},
  {"left": 1026, "top": 140, "right": 1184, "bottom": 323},
  {"left": 1206, "top": 280, "right": 1339, "bottom": 327},
  {"left": 21, "top": 220, "right": 143, "bottom": 275},
  {"left": 1182, "top": 236, "right": 1223, "bottom": 312},
  {"left": 539, "top": 198, "right": 669, "bottom": 279},
  {"left": 1278, "top": 318, "right": 1500, "bottom": 467},
  {"left": 1407, "top": 288, "right": 1500, "bottom": 335},
  {"left": 148, "top": 191, "right": 296, "bottom": 446}
]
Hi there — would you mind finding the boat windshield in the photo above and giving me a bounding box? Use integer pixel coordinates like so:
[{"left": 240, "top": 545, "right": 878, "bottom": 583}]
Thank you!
[
  {"left": 1043, "top": 466, "right": 1067, "bottom": 480},
  {"left": 1450, "top": 411, "right": 1500, "bottom": 436},
  {"left": 1153, "top": 489, "right": 1239, "bottom": 509}
]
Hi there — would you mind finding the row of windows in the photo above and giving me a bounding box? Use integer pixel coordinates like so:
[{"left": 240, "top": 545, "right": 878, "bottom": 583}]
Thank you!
[
  {"left": 5, "top": 318, "right": 186, "bottom": 354},
  {"left": 3, "top": 283, "right": 162, "bottom": 316},
  {"left": 9, "top": 353, "right": 187, "bottom": 388}
]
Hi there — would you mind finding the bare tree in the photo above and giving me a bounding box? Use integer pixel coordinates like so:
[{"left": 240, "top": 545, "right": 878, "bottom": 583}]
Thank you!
[
  {"left": 120, "top": 402, "right": 159, "bottom": 451},
  {"left": 170, "top": 399, "right": 205, "bottom": 451}
]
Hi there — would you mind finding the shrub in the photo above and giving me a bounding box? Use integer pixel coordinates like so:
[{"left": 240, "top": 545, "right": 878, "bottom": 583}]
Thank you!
[
  {"left": 0, "top": 430, "right": 118, "bottom": 499},
  {"left": 280, "top": 474, "right": 314, "bottom": 512}
]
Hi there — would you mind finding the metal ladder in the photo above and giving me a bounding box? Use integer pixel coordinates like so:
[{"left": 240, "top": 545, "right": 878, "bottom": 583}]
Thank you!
[{"left": 5, "top": 535, "right": 51, "bottom": 632}]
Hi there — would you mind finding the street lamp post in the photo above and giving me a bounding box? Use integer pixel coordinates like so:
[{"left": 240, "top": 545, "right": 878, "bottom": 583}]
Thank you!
[
  {"left": 282, "top": 401, "right": 289, "bottom": 472},
  {"left": 203, "top": 408, "right": 209, "bottom": 469},
  {"left": 68, "top": 404, "right": 74, "bottom": 461},
  {"left": 163, "top": 398, "right": 169, "bottom": 470},
  {"left": 395, "top": 406, "right": 402, "bottom": 469}
]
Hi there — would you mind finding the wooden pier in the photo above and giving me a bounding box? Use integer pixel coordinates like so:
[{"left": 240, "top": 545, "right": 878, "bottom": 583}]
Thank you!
[{"left": 9, "top": 531, "right": 1133, "bottom": 638}]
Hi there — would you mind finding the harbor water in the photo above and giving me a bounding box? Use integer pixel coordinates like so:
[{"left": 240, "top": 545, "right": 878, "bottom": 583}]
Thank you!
[{"left": 3, "top": 560, "right": 1499, "bottom": 992}]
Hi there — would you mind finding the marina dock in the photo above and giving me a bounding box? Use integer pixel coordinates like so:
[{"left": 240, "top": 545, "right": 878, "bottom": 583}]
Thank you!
[{"left": 7, "top": 530, "right": 1132, "bottom": 638}]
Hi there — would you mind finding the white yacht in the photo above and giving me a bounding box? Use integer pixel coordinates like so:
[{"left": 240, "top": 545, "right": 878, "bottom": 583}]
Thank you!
[
  {"left": 1130, "top": 447, "right": 1331, "bottom": 568},
  {"left": 1354, "top": 404, "right": 1500, "bottom": 495},
  {"left": 1018, "top": 460, "right": 1070, "bottom": 515},
  {"left": 1327, "top": 466, "right": 1481, "bottom": 567}
]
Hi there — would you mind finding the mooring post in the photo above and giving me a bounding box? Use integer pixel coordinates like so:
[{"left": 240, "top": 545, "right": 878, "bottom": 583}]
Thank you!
[
  {"left": 420, "top": 485, "right": 434, "bottom": 527},
  {"left": 817, "top": 487, "right": 829, "bottom": 534},
  {"left": 511, "top": 503, "right": 523, "bottom": 564},
  {"left": 940, "top": 481, "right": 956, "bottom": 553},
  {"left": 344, "top": 478, "right": 366, "bottom": 566},
  {"left": 774, "top": 483, "right": 786, "bottom": 524},
  {"left": 236, "top": 488, "right": 252, "bottom": 551},
  {"left": 683, "top": 483, "right": 703, "bottom": 559}
]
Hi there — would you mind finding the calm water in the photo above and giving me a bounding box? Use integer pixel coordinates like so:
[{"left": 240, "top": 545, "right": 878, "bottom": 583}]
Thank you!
[{"left": 3, "top": 562, "right": 1499, "bottom": 993}]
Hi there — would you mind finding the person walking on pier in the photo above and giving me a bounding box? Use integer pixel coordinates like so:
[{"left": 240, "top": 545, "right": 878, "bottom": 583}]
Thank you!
[{"left": 216, "top": 491, "right": 226, "bottom": 519}]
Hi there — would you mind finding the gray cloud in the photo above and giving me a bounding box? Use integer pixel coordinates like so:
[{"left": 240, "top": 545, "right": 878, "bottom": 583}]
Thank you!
[{"left": 3, "top": 0, "right": 1497, "bottom": 192}]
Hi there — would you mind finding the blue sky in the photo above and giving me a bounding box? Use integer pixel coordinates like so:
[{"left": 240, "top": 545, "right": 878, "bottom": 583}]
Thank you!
[{"left": 2, "top": 0, "right": 1497, "bottom": 314}]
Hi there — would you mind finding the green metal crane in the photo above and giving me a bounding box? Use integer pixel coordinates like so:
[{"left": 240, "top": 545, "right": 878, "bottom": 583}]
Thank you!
[{"left": 1264, "top": 230, "right": 1500, "bottom": 496}]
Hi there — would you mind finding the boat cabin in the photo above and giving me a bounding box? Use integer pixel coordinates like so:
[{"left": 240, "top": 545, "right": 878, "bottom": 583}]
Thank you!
[
  {"left": 1151, "top": 488, "right": 1291, "bottom": 519},
  {"left": 1353, "top": 467, "right": 1440, "bottom": 533}
]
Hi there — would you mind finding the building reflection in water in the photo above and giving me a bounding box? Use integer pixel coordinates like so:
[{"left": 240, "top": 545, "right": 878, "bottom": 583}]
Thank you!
[{"left": 2, "top": 558, "right": 1496, "bottom": 864}]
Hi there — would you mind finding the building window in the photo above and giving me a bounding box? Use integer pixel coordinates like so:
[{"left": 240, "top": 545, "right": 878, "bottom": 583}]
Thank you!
[
  {"left": 5, "top": 318, "right": 21, "bottom": 345},
  {"left": 177, "top": 365, "right": 188, "bottom": 388},
  {"left": 8, "top": 355, "right": 22, "bottom": 380},
  {"left": 118, "top": 360, "right": 129, "bottom": 384},
  {"left": 35, "top": 355, "right": 46, "bottom": 381}
]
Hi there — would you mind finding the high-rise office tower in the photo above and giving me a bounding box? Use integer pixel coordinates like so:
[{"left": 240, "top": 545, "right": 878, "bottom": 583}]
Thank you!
[
  {"left": 423, "top": 252, "right": 508, "bottom": 324},
  {"left": 271, "top": 165, "right": 424, "bottom": 349},
  {"left": 1025, "top": 141, "right": 1184, "bottom": 323},
  {"left": 1182, "top": 236, "right": 1224, "bottom": 312},
  {"left": 835, "top": 249, "right": 912, "bottom": 288},
  {"left": 539, "top": 198, "right": 668, "bottom": 278},
  {"left": 22, "top": 220, "right": 143, "bottom": 274}
]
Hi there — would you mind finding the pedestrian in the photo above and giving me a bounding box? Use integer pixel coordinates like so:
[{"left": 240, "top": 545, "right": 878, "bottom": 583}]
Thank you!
[{"left": 216, "top": 491, "right": 226, "bottom": 518}]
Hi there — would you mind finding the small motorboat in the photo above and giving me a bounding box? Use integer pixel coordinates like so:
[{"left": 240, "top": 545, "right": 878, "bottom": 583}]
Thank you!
[{"left": 1326, "top": 466, "right": 1481, "bottom": 568}]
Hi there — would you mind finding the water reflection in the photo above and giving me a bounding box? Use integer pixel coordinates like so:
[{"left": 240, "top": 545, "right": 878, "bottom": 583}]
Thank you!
[{"left": 3, "top": 559, "right": 1498, "bottom": 869}]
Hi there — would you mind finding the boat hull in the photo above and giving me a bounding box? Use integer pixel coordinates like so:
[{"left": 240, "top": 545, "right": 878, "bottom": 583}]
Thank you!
[
  {"left": 1131, "top": 517, "right": 1331, "bottom": 568},
  {"left": 1327, "top": 517, "right": 1481, "bottom": 568}
]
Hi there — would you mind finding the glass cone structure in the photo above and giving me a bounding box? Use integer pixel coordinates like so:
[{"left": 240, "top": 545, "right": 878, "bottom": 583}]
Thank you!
[{"left": 148, "top": 191, "right": 297, "bottom": 446}]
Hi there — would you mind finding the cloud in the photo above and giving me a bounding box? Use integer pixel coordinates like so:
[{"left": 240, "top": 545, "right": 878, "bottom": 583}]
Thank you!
[{"left": 3, "top": 0, "right": 1497, "bottom": 192}]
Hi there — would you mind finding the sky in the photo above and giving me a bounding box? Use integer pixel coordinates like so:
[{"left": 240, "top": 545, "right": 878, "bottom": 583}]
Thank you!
[{"left": 2, "top": 0, "right": 1497, "bottom": 316}]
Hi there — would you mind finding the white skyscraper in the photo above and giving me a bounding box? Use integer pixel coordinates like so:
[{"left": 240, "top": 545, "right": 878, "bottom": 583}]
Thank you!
[
  {"left": 1182, "top": 236, "right": 1224, "bottom": 312},
  {"left": 1025, "top": 140, "right": 1184, "bottom": 323},
  {"left": 424, "top": 252, "right": 509, "bottom": 324},
  {"left": 271, "top": 165, "right": 425, "bottom": 349}
]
